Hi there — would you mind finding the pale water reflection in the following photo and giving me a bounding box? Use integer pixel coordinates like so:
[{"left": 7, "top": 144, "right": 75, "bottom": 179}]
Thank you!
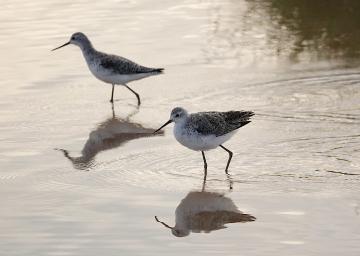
[
  {"left": 57, "top": 105, "right": 163, "bottom": 170},
  {"left": 1, "top": 0, "right": 360, "bottom": 255},
  {"left": 155, "top": 187, "right": 255, "bottom": 237}
]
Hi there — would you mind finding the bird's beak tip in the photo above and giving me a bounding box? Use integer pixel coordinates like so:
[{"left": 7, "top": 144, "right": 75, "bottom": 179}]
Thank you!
[
  {"left": 51, "top": 42, "right": 70, "bottom": 51},
  {"left": 153, "top": 120, "right": 172, "bottom": 134}
]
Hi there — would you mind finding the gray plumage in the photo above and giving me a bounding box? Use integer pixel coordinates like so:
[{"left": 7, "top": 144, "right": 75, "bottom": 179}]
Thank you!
[
  {"left": 186, "top": 111, "right": 254, "bottom": 137},
  {"left": 156, "top": 107, "right": 255, "bottom": 173},
  {"left": 52, "top": 32, "right": 163, "bottom": 104},
  {"left": 67, "top": 32, "right": 163, "bottom": 76},
  {"left": 99, "top": 53, "right": 164, "bottom": 75}
]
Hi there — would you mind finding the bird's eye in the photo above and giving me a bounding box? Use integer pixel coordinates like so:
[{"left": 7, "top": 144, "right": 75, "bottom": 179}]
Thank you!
[{"left": 175, "top": 114, "right": 180, "bottom": 118}]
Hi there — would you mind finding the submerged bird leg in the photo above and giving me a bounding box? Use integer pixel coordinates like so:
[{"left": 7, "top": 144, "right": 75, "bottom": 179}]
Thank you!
[
  {"left": 111, "top": 102, "right": 115, "bottom": 118},
  {"left": 110, "top": 84, "right": 115, "bottom": 103},
  {"left": 201, "top": 177, "right": 207, "bottom": 192},
  {"left": 226, "top": 173, "right": 234, "bottom": 191},
  {"left": 124, "top": 84, "right": 141, "bottom": 106},
  {"left": 201, "top": 151, "right": 208, "bottom": 179},
  {"left": 220, "top": 145, "right": 233, "bottom": 174}
]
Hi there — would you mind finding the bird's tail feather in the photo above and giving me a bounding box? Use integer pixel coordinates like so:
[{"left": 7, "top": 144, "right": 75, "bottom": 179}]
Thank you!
[
  {"left": 148, "top": 68, "right": 164, "bottom": 73},
  {"left": 227, "top": 111, "right": 254, "bottom": 127}
]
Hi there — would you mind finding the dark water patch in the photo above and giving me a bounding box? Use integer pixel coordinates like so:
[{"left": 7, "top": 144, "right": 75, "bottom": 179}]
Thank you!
[{"left": 246, "top": 0, "right": 360, "bottom": 63}]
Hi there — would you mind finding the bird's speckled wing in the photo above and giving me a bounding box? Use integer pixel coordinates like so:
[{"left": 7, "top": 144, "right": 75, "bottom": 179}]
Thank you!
[
  {"left": 187, "top": 111, "right": 254, "bottom": 137},
  {"left": 99, "top": 53, "right": 163, "bottom": 75}
]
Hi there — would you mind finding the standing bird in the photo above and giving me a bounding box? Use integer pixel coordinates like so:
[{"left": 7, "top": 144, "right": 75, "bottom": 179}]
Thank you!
[
  {"left": 52, "top": 32, "right": 163, "bottom": 105},
  {"left": 154, "top": 107, "right": 254, "bottom": 177}
]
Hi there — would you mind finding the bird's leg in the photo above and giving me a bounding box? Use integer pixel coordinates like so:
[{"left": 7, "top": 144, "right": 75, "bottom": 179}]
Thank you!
[
  {"left": 111, "top": 101, "right": 115, "bottom": 118},
  {"left": 226, "top": 173, "right": 233, "bottom": 191},
  {"left": 124, "top": 84, "right": 141, "bottom": 106},
  {"left": 201, "top": 177, "right": 206, "bottom": 192},
  {"left": 110, "top": 84, "right": 115, "bottom": 103},
  {"left": 219, "top": 145, "right": 233, "bottom": 174},
  {"left": 201, "top": 151, "right": 207, "bottom": 180}
]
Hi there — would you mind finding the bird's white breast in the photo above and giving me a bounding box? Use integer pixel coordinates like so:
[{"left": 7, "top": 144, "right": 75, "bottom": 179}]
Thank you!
[
  {"left": 173, "top": 123, "right": 236, "bottom": 151},
  {"left": 87, "top": 61, "right": 113, "bottom": 84}
]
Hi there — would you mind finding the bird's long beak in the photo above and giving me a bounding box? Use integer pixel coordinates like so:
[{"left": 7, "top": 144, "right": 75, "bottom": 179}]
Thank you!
[
  {"left": 52, "top": 42, "right": 70, "bottom": 51},
  {"left": 154, "top": 216, "right": 173, "bottom": 230},
  {"left": 153, "top": 120, "right": 172, "bottom": 134}
]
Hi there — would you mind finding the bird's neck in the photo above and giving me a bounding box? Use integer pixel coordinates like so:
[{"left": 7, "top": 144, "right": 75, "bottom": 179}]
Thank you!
[
  {"left": 174, "top": 118, "right": 187, "bottom": 129},
  {"left": 80, "top": 40, "right": 96, "bottom": 56},
  {"left": 80, "top": 43, "right": 99, "bottom": 64}
]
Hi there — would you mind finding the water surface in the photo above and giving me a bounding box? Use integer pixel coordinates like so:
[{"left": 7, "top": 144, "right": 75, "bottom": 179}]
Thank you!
[{"left": 0, "top": 0, "right": 359, "bottom": 255}]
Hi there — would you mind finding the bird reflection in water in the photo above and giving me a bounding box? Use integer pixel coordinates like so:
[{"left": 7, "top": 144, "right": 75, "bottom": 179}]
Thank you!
[
  {"left": 155, "top": 179, "right": 255, "bottom": 237},
  {"left": 57, "top": 104, "right": 164, "bottom": 170}
]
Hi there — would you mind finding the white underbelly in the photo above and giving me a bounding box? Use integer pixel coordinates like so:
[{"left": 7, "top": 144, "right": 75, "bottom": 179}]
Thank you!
[
  {"left": 173, "top": 127, "right": 236, "bottom": 151},
  {"left": 97, "top": 72, "right": 153, "bottom": 84},
  {"left": 88, "top": 63, "right": 156, "bottom": 84}
]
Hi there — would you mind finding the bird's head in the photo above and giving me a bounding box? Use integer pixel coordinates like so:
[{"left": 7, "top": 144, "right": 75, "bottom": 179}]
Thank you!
[
  {"left": 52, "top": 32, "right": 91, "bottom": 51},
  {"left": 153, "top": 107, "right": 188, "bottom": 134},
  {"left": 170, "top": 107, "right": 188, "bottom": 123}
]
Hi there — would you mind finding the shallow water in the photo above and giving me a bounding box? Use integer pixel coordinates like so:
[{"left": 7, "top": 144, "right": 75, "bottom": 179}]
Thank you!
[{"left": 1, "top": 0, "right": 360, "bottom": 255}]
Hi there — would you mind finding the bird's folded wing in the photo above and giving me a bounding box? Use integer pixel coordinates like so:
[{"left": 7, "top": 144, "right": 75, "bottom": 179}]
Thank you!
[
  {"left": 189, "top": 112, "right": 225, "bottom": 136},
  {"left": 99, "top": 54, "right": 158, "bottom": 75},
  {"left": 190, "top": 111, "right": 254, "bottom": 137}
]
